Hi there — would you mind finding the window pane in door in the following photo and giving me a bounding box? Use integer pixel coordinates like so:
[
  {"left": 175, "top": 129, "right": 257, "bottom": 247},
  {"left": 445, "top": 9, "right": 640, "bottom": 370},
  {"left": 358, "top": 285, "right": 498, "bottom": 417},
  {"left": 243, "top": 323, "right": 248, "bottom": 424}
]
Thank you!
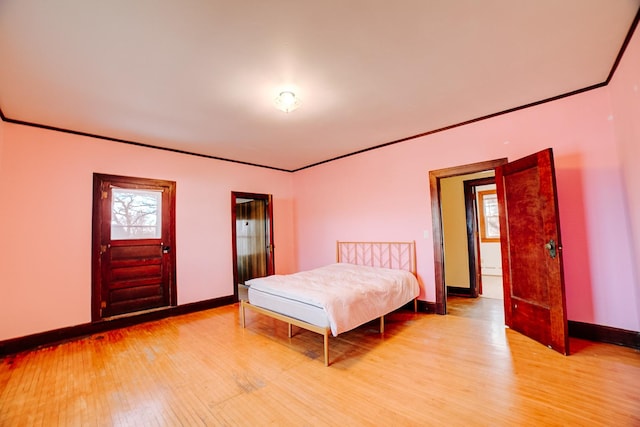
[{"left": 111, "top": 188, "right": 162, "bottom": 240}]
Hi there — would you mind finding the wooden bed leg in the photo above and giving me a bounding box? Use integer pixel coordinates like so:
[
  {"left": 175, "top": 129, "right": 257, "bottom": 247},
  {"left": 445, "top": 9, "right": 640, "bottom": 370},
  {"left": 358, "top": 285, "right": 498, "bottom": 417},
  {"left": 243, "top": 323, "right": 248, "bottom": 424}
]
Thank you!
[
  {"left": 380, "top": 315, "right": 385, "bottom": 334},
  {"left": 324, "top": 332, "right": 329, "bottom": 367},
  {"left": 414, "top": 298, "right": 418, "bottom": 313},
  {"left": 288, "top": 323, "right": 293, "bottom": 338}
]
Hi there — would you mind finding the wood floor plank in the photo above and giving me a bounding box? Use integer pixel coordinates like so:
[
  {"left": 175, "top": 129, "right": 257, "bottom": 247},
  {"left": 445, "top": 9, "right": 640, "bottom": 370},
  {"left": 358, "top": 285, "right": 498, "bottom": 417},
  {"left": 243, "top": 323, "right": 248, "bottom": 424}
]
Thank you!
[{"left": 1, "top": 299, "right": 638, "bottom": 426}]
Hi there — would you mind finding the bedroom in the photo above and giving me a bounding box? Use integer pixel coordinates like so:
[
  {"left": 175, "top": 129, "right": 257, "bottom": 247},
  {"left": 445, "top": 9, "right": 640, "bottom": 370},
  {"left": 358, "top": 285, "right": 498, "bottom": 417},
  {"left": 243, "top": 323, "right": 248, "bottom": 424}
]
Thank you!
[{"left": 1, "top": 1, "right": 639, "bottom": 424}]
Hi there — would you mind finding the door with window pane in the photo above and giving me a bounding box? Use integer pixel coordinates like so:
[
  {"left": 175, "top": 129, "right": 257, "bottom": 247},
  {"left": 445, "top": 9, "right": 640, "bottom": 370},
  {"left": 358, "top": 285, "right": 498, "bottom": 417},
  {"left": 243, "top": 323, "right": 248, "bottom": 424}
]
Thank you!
[{"left": 92, "top": 174, "right": 176, "bottom": 320}]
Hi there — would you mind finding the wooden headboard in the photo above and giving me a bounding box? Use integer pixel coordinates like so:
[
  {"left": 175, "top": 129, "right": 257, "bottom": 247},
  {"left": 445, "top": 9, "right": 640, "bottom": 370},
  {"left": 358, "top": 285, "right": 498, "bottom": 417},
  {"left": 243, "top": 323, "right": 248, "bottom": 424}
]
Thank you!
[{"left": 336, "top": 241, "right": 416, "bottom": 275}]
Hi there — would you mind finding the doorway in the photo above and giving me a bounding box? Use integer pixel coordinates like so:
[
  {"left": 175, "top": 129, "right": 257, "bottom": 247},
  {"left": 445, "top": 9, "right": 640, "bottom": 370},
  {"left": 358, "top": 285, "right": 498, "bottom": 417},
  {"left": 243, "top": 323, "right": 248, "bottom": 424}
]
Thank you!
[
  {"left": 440, "top": 172, "right": 495, "bottom": 298},
  {"left": 462, "top": 177, "right": 504, "bottom": 300},
  {"left": 430, "top": 151, "right": 568, "bottom": 354},
  {"left": 429, "top": 158, "right": 508, "bottom": 314},
  {"left": 470, "top": 180, "right": 504, "bottom": 300},
  {"left": 92, "top": 173, "right": 177, "bottom": 320},
  {"left": 442, "top": 174, "right": 505, "bottom": 323},
  {"left": 231, "top": 192, "right": 274, "bottom": 302}
]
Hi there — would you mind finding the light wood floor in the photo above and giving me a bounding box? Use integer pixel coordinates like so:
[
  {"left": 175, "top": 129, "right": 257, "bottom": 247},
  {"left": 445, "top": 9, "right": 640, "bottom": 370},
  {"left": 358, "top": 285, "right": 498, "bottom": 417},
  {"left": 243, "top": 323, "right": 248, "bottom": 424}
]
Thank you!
[{"left": 1, "top": 300, "right": 639, "bottom": 426}]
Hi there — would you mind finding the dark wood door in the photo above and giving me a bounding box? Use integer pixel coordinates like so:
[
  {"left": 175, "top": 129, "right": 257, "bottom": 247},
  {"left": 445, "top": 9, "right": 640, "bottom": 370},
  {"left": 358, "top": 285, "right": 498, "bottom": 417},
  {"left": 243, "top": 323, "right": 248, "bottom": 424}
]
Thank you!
[
  {"left": 495, "top": 148, "right": 569, "bottom": 354},
  {"left": 92, "top": 174, "right": 177, "bottom": 320},
  {"left": 231, "top": 192, "right": 274, "bottom": 300}
]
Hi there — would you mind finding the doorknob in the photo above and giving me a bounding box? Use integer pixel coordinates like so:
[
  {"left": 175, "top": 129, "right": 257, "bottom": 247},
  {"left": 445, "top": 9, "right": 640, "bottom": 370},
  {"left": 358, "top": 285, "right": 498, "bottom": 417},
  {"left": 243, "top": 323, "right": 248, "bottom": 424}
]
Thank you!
[{"left": 544, "top": 239, "right": 557, "bottom": 259}]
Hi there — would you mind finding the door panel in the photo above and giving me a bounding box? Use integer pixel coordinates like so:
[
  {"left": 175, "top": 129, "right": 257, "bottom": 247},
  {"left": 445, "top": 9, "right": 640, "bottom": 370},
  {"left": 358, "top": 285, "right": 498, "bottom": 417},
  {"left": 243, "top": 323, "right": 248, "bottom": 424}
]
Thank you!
[
  {"left": 92, "top": 174, "right": 176, "bottom": 320},
  {"left": 495, "top": 148, "right": 568, "bottom": 354}
]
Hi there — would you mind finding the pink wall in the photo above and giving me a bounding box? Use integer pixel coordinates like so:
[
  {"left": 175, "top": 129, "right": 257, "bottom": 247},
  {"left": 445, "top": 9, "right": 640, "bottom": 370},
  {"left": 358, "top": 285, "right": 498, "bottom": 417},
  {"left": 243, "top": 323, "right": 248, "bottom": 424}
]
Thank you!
[
  {"left": 610, "top": 24, "right": 640, "bottom": 329},
  {"left": 0, "top": 119, "right": 4, "bottom": 170},
  {"left": 293, "top": 83, "right": 639, "bottom": 332},
  {"left": 0, "top": 123, "right": 296, "bottom": 340},
  {"left": 1, "top": 28, "right": 639, "bottom": 343}
]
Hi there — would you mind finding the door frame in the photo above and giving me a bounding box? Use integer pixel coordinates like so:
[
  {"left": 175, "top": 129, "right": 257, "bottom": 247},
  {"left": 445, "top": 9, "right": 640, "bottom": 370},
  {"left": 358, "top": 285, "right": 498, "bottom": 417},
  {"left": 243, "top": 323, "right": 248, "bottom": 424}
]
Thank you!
[
  {"left": 91, "top": 173, "right": 177, "bottom": 321},
  {"left": 231, "top": 192, "right": 274, "bottom": 302},
  {"left": 429, "top": 158, "right": 507, "bottom": 314},
  {"left": 463, "top": 177, "right": 496, "bottom": 298}
]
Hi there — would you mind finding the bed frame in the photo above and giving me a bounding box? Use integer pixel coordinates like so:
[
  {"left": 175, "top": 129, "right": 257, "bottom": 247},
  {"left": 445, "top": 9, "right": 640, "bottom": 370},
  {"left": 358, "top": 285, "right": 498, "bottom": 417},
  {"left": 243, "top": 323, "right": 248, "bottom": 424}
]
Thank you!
[{"left": 240, "top": 241, "right": 417, "bottom": 366}]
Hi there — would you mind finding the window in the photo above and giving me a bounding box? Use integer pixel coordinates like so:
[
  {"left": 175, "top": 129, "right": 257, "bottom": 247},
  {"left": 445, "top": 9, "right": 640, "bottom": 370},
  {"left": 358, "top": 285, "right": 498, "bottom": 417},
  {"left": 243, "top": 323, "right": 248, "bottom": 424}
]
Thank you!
[
  {"left": 111, "top": 188, "right": 162, "bottom": 239},
  {"left": 478, "top": 190, "right": 500, "bottom": 242}
]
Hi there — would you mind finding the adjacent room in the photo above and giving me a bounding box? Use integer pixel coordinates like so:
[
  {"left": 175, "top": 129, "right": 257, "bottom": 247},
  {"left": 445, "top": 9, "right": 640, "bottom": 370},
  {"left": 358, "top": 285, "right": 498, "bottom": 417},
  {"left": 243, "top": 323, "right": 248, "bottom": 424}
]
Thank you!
[{"left": 1, "top": 1, "right": 639, "bottom": 425}]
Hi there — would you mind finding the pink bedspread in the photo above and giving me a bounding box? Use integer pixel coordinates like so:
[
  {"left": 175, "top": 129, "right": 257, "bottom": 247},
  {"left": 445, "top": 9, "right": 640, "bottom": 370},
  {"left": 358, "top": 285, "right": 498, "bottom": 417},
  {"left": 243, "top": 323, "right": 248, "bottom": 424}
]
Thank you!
[{"left": 246, "top": 263, "right": 420, "bottom": 336}]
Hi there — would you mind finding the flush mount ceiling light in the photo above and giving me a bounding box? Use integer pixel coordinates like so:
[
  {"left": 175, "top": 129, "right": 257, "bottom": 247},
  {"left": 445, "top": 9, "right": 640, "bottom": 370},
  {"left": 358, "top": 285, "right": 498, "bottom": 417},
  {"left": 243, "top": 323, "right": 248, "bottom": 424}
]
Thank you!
[{"left": 274, "top": 91, "right": 301, "bottom": 113}]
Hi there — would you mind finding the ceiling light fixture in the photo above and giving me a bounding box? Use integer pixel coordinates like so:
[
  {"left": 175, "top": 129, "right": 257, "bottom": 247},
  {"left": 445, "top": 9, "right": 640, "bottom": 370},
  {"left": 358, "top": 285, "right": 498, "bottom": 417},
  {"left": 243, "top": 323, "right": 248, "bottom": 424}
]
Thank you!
[{"left": 274, "top": 91, "right": 301, "bottom": 113}]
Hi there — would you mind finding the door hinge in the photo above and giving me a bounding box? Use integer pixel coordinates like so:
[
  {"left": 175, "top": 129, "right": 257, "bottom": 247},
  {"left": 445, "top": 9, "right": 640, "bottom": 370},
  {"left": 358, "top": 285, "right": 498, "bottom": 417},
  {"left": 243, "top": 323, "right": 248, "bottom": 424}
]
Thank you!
[
  {"left": 100, "top": 244, "right": 107, "bottom": 254},
  {"left": 102, "top": 191, "right": 108, "bottom": 199},
  {"left": 101, "top": 301, "right": 106, "bottom": 309}
]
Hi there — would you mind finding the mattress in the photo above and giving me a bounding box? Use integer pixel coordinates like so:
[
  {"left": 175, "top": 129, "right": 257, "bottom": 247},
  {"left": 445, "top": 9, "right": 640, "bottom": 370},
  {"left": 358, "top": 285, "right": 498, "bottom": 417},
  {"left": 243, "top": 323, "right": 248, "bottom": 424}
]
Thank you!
[
  {"left": 247, "top": 285, "right": 331, "bottom": 329},
  {"left": 246, "top": 262, "right": 419, "bottom": 336}
]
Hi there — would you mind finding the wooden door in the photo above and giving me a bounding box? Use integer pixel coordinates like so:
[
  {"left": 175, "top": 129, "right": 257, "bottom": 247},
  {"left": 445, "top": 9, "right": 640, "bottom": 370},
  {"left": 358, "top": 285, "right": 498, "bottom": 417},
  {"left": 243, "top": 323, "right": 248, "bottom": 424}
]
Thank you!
[
  {"left": 495, "top": 148, "right": 569, "bottom": 354},
  {"left": 231, "top": 192, "right": 274, "bottom": 300},
  {"left": 92, "top": 174, "right": 177, "bottom": 320}
]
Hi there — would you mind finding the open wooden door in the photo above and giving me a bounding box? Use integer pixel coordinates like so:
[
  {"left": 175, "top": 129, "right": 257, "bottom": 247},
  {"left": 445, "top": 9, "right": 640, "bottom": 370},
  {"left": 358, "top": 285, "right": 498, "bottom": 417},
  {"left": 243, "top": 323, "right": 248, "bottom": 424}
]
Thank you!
[
  {"left": 231, "top": 192, "right": 275, "bottom": 301},
  {"left": 495, "top": 148, "right": 569, "bottom": 355}
]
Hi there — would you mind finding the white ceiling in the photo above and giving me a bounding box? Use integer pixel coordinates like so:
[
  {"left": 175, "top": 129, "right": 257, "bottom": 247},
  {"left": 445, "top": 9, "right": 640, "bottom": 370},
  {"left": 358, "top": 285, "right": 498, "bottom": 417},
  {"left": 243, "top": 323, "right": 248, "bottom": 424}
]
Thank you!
[{"left": 1, "top": 1, "right": 638, "bottom": 171}]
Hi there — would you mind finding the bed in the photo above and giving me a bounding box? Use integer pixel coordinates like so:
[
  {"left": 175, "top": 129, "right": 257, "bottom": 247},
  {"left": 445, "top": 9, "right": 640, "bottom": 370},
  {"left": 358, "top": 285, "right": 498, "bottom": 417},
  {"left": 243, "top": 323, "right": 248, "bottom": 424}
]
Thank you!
[{"left": 240, "top": 241, "right": 420, "bottom": 366}]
